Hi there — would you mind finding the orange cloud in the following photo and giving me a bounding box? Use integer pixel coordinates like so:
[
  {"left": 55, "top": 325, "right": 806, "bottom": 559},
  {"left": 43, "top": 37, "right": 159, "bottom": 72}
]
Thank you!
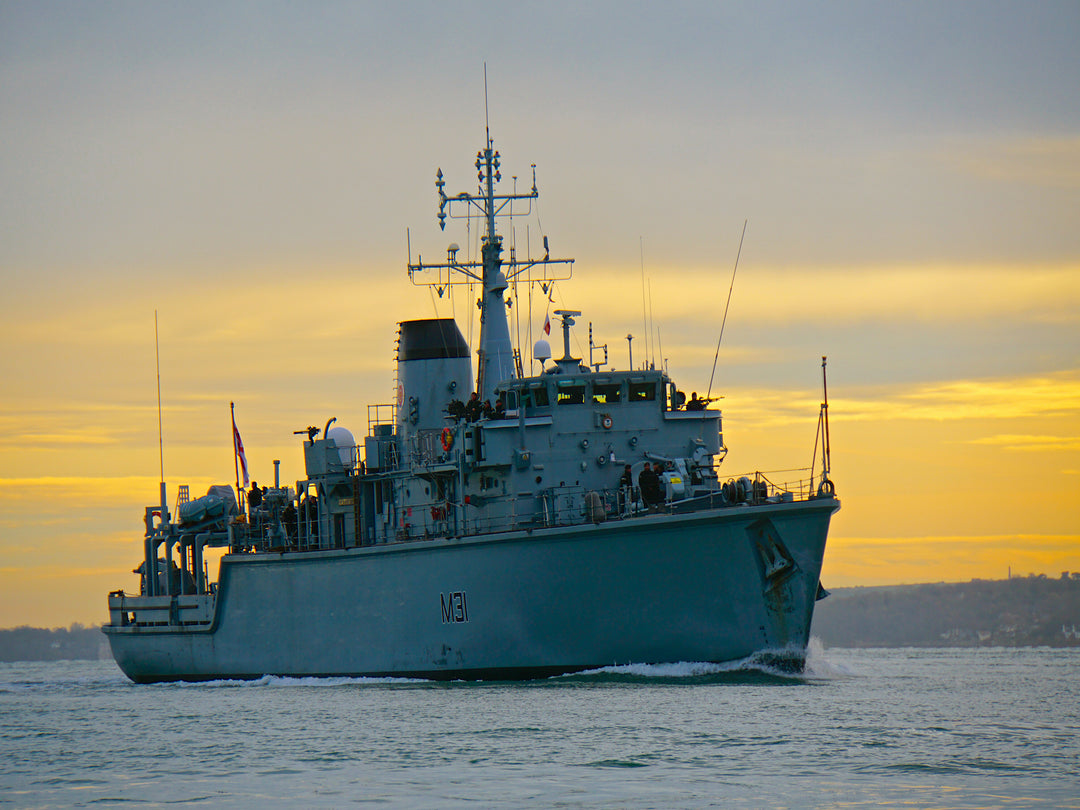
[{"left": 966, "top": 434, "right": 1080, "bottom": 452}]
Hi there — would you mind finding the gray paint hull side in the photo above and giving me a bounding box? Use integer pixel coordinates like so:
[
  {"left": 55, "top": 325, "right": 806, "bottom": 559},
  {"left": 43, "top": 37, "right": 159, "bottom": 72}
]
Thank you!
[{"left": 105, "top": 500, "right": 836, "bottom": 682}]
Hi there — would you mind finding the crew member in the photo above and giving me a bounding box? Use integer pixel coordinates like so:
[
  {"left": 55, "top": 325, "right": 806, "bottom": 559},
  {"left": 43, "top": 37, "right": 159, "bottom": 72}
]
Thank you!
[
  {"left": 464, "top": 392, "right": 482, "bottom": 422},
  {"left": 638, "top": 462, "right": 663, "bottom": 511}
]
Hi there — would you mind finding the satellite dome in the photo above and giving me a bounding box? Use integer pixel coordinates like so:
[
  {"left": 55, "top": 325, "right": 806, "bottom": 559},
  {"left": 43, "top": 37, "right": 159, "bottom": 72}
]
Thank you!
[
  {"left": 534, "top": 339, "right": 552, "bottom": 363},
  {"left": 326, "top": 426, "right": 356, "bottom": 467}
]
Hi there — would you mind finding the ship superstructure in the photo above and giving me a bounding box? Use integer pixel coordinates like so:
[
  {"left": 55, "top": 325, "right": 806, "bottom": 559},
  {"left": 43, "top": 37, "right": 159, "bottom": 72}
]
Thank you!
[{"left": 103, "top": 126, "right": 839, "bottom": 682}]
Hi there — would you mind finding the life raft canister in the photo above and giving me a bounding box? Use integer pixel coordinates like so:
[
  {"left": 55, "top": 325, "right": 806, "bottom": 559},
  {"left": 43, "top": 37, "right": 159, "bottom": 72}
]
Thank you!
[{"left": 441, "top": 426, "right": 454, "bottom": 452}]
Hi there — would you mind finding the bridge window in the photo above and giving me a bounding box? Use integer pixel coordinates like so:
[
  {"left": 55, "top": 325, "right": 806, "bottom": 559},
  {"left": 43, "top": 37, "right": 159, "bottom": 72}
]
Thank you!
[
  {"left": 592, "top": 382, "right": 622, "bottom": 404},
  {"left": 556, "top": 382, "right": 586, "bottom": 405},
  {"left": 629, "top": 381, "right": 656, "bottom": 402},
  {"left": 528, "top": 384, "right": 549, "bottom": 408}
]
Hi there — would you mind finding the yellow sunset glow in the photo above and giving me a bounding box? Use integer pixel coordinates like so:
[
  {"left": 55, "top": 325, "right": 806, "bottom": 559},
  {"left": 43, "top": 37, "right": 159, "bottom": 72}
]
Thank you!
[{"left": 2, "top": 4, "right": 1078, "bottom": 629}]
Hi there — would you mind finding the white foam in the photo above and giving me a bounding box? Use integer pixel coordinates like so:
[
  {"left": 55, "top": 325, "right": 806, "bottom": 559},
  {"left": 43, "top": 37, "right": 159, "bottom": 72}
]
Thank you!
[
  {"left": 570, "top": 655, "right": 800, "bottom": 680},
  {"left": 802, "top": 636, "right": 859, "bottom": 679},
  {"left": 160, "top": 673, "right": 429, "bottom": 688},
  {"left": 574, "top": 660, "right": 740, "bottom": 678}
]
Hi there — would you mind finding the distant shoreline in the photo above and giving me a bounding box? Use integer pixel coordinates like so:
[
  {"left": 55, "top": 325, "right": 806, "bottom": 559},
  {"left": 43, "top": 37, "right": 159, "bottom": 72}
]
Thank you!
[
  {"left": 0, "top": 625, "right": 111, "bottom": 663},
  {"left": 812, "top": 573, "right": 1080, "bottom": 649}
]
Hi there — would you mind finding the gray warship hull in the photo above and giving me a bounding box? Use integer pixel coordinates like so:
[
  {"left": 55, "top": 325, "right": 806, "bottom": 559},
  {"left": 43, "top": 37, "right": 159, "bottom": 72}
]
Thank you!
[{"left": 105, "top": 497, "right": 836, "bottom": 682}]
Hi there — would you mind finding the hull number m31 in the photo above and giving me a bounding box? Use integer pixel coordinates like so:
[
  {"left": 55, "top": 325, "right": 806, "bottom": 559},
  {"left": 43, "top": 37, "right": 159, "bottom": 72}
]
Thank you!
[{"left": 441, "top": 591, "right": 469, "bottom": 624}]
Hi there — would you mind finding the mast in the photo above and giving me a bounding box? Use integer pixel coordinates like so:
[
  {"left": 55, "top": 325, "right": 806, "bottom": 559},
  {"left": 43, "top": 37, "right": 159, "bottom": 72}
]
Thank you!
[
  {"left": 408, "top": 126, "right": 574, "bottom": 402},
  {"left": 475, "top": 128, "right": 513, "bottom": 400}
]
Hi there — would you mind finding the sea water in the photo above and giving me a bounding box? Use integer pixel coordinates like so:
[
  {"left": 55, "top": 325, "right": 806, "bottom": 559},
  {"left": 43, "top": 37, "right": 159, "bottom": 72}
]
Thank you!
[{"left": 1, "top": 645, "right": 1077, "bottom": 808}]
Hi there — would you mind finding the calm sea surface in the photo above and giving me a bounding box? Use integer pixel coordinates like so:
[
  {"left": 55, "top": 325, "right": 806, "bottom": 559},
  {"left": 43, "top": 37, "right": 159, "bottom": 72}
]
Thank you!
[{"left": 1, "top": 645, "right": 1077, "bottom": 809}]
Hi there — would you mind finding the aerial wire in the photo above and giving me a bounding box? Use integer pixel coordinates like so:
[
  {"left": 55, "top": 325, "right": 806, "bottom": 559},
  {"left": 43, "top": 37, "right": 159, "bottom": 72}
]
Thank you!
[
  {"left": 643, "top": 278, "right": 652, "bottom": 369},
  {"left": 483, "top": 63, "right": 490, "bottom": 146},
  {"left": 639, "top": 237, "right": 647, "bottom": 369},
  {"left": 154, "top": 310, "right": 164, "bottom": 484},
  {"left": 705, "top": 219, "right": 748, "bottom": 403}
]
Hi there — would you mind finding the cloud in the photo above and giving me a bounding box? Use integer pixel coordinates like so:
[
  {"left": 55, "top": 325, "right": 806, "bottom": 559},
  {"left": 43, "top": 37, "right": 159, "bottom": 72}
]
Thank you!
[
  {"left": 835, "top": 534, "right": 1080, "bottom": 548},
  {"left": 835, "top": 371, "right": 1080, "bottom": 423},
  {"left": 569, "top": 262, "right": 1080, "bottom": 330},
  {"left": 890, "top": 373, "right": 1080, "bottom": 421},
  {"left": 0, "top": 475, "right": 204, "bottom": 507},
  {"left": 942, "top": 136, "right": 1080, "bottom": 189},
  {"left": 823, "top": 533, "right": 1080, "bottom": 586},
  {"left": 966, "top": 434, "right": 1080, "bottom": 452},
  {"left": 720, "top": 370, "right": 1080, "bottom": 430},
  {"left": 0, "top": 428, "right": 123, "bottom": 447}
]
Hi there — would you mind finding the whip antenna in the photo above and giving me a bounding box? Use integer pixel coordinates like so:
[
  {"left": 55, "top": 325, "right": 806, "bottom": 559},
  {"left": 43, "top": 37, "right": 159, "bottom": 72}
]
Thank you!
[
  {"left": 705, "top": 219, "right": 747, "bottom": 402},
  {"left": 639, "top": 237, "right": 647, "bottom": 369},
  {"left": 155, "top": 310, "right": 164, "bottom": 484},
  {"left": 484, "top": 63, "right": 490, "bottom": 146}
]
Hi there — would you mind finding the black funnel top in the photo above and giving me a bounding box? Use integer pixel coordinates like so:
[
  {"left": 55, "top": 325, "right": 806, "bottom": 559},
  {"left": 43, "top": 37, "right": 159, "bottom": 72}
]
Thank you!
[{"left": 398, "top": 319, "right": 470, "bottom": 361}]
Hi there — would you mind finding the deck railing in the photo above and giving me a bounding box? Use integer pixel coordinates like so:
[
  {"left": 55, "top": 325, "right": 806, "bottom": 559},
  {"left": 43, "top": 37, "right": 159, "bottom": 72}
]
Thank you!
[
  {"left": 108, "top": 590, "right": 216, "bottom": 628},
  {"left": 225, "top": 466, "right": 822, "bottom": 554}
]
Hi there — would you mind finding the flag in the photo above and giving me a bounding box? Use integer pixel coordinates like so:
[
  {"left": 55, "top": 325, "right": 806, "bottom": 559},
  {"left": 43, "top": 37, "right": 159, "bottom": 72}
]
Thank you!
[
  {"left": 543, "top": 312, "right": 551, "bottom": 335},
  {"left": 233, "top": 413, "right": 249, "bottom": 488}
]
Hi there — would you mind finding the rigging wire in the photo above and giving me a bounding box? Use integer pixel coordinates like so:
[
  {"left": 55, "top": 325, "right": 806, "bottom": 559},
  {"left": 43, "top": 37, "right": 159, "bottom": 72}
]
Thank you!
[
  {"left": 527, "top": 226, "right": 533, "bottom": 368},
  {"left": 512, "top": 222, "right": 523, "bottom": 370},
  {"left": 648, "top": 278, "right": 656, "bottom": 370},
  {"left": 705, "top": 219, "right": 748, "bottom": 403},
  {"left": 466, "top": 211, "right": 476, "bottom": 353},
  {"left": 639, "top": 237, "right": 648, "bottom": 369},
  {"left": 154, "top": 310, "right": 164, "bottom": 484}
]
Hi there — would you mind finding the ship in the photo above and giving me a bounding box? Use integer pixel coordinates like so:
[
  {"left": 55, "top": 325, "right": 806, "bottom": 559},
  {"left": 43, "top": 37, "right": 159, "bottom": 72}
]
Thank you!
[{"left": 103, "top": 123, "right": 840, "bottom": 683}]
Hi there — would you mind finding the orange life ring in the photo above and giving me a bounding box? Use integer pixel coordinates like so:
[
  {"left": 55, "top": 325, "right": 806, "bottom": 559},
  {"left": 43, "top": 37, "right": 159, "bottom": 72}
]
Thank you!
[{"left": 440, "top": 427, "right": 454, "bottom": 452}]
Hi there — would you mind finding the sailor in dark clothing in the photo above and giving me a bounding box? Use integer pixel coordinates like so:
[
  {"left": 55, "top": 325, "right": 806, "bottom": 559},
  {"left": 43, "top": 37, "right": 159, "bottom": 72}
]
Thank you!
[
  {"left": 638, "top": 462, "right": 663, "bottom": 511},
  {"left": 619, "top": 464, "right": 633, "bottom": 490},
  {"left": 482, "top": 400, "right": 495, "bottom": 419},
  {"left": 282, "top": 501, "right": 297, "bottom": 543},
  {"left": 494, "top": 398, "right": 506, "bottom": 419},
  {"left": 248, "top": 482, "right": 262, "bottom": 508},
  {"left": 686, "top": 392, "right": 705, "bottom": 411},
  {"left": 464, "top": 392, "right": 482, "bottom": 422}
]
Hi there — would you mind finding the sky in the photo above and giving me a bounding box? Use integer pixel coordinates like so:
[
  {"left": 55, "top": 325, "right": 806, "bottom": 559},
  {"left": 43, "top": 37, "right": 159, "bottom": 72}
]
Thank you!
[{"left": 1, "top": 1, "right": 1078, "bottom": 629}]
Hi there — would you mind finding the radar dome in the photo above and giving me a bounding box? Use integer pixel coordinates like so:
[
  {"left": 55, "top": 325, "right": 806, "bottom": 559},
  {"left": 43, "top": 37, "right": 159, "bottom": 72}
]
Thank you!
[
  {"left": 534, "top": 339, "right": 552, "bottom": 364},
  {"left": 326, "top": 426, "right": 356, "bottom": 467}
]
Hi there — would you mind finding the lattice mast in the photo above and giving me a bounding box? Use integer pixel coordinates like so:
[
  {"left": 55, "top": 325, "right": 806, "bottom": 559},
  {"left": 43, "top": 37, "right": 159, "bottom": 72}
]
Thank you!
[{"left": 407, "top": 123, "right": 573, "bottom": 402}]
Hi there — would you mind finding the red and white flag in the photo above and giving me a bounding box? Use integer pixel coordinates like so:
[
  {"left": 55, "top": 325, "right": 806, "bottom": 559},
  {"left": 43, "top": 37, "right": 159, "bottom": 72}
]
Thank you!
[
  {"left": 543, "top": 312, "right": 551, "bottom": 335},
  {"left": 232, "top": 413, "right": 250, "bottom": 488}
]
